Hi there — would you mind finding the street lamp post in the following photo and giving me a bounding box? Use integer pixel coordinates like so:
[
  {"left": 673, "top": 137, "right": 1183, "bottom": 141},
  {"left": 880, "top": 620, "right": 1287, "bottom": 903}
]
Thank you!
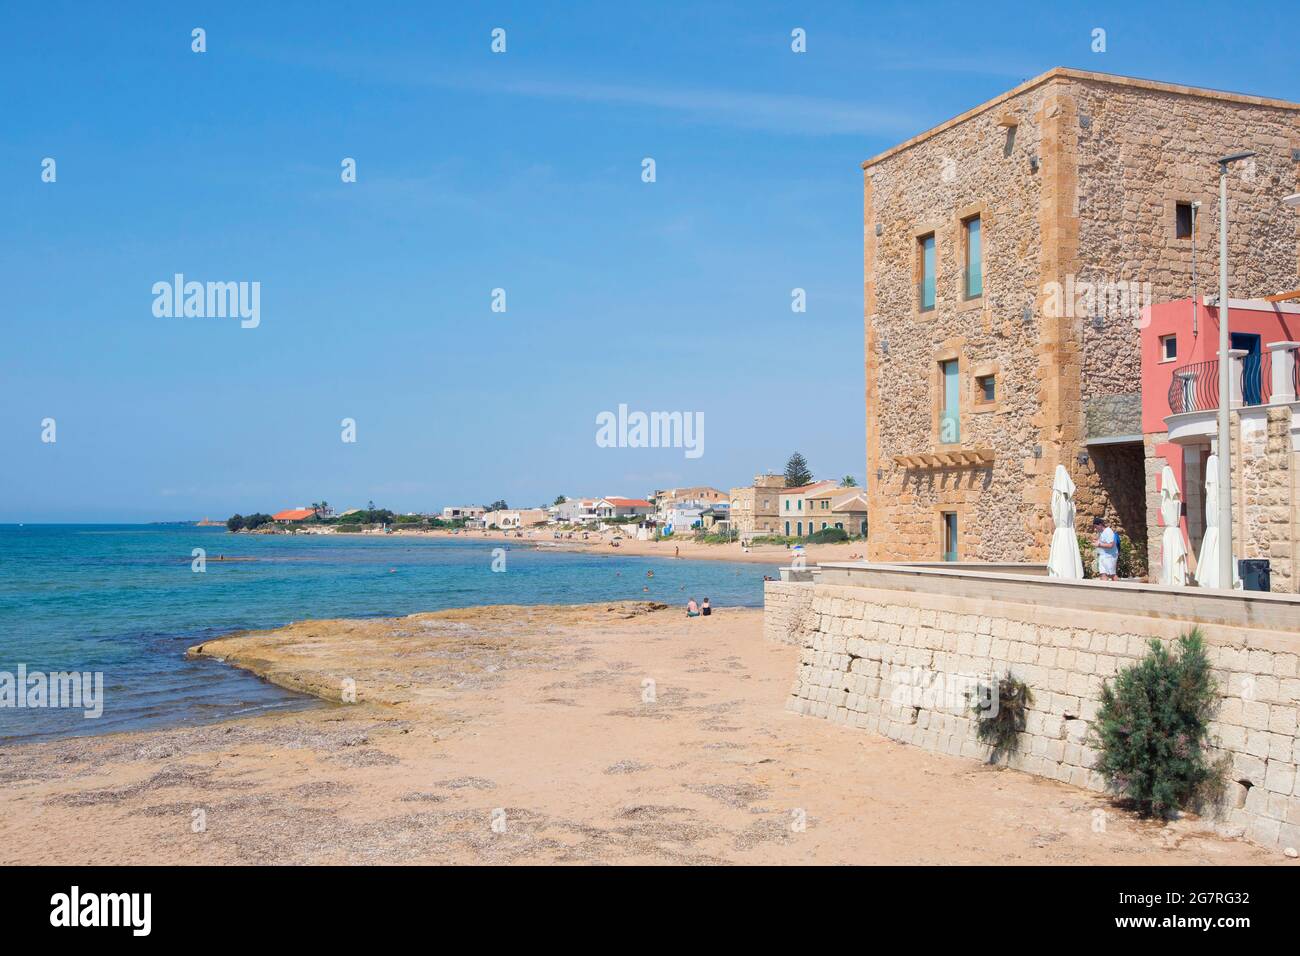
[{"left": 1214, "top": 151, "right": 1255, "bottom": 590}]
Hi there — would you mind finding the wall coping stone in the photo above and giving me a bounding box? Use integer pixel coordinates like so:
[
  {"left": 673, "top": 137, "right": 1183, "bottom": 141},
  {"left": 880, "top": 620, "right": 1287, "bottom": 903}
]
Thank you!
[{"left": 816, "top": 562, "right": 1300, "bottom": 634}]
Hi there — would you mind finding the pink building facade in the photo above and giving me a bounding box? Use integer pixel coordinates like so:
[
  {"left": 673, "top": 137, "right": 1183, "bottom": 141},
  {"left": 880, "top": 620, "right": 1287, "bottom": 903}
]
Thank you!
[{"left": 1141, "top": 297, "right": 1300, "bottom": 588}]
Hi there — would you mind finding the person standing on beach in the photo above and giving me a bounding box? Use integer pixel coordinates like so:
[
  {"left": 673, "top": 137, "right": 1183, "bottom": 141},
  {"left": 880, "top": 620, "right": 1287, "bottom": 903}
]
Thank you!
[{"left": 1092, "top": 516, "right": 1118, "bottom": 581}]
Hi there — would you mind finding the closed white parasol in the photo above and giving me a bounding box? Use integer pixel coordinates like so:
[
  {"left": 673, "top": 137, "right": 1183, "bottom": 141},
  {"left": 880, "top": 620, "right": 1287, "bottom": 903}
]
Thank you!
[
  {"left": 1047, "top": 464, "right": 1084, "bottom": 579},
  {"left": 1159, "top": 465, "right": 1189, "bottom": 586},
  {"left": 1194, "top": 454, "right": 1240, "bottom": 588}
]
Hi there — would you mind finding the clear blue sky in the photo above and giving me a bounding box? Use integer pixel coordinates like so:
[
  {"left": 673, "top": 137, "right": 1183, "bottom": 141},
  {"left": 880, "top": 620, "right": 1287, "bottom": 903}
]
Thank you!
[{"left": 4, "top": 1, "right": 1297, "bottom": 521}]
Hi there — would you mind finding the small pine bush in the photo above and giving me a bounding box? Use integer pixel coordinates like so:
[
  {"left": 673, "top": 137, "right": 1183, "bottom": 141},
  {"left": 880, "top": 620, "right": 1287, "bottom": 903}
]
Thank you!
[{"left": 1090, "top": 629, "right": 1222, "bottom": 818}]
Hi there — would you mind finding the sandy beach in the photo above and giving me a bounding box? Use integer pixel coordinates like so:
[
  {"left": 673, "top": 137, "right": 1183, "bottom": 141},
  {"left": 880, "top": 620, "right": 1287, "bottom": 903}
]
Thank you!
[
  {"left": 0, "top": 601, "right": 1278, "bottom": 865},
  {"left": 390, "top": 526, "right": 865, "bottom": 566}
]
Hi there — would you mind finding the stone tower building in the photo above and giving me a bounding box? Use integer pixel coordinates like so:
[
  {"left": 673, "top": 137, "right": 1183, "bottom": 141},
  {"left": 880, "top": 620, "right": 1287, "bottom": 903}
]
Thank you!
[{"left": 864, "top": 67, "right": 1300, "bottom": 564}]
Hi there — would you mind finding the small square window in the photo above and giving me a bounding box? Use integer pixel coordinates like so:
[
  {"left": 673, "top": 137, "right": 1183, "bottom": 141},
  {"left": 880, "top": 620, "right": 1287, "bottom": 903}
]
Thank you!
[
  {"left": 1160, "top": 334, "right": 1177, "bottom": 362},
  {"left": 976, "top": 374, "right": 996, "bottom": 403},
  {"left": 1175, "top": 202, "right": 1194, "bottom": 239}
]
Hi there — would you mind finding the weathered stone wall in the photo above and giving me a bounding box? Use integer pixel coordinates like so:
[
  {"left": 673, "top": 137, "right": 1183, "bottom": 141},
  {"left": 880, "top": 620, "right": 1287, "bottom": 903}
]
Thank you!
[
  {"left": 763, "top": 581, "right": 816, "bottom": 646},
  {"left": 773, "top": 574, "right": 1300, "bottom": 851},
  {"left": 1144, "top": 431, "right": 1174, "bottom": 580},
  {"left": 865, "top": 68, "right": 1300, "bottom": 568},
  {"left": 864, "top": 78, "right": 1048, "bottom": 566},
  {"left": 1238, "top": 406, "right": 1297, "bottom": 592}
]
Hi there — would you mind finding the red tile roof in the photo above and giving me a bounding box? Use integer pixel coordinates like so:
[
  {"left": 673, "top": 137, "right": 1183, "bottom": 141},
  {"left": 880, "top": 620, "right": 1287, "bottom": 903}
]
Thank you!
[
  {"left": 273, "top": 508, "right": 316, "bottom": 521},
  {"left": 784, "top": 480, "right": 838, "bottom": 494},
  {"left": 603, "top": 498, "right": 652, "bottom": 508}
]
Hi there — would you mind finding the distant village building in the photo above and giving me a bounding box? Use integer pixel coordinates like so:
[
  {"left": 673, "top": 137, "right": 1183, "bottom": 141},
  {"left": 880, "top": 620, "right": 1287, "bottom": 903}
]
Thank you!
[
  {"left": 593, "top": 497, "right": 654, "bottom": 520},
  {"left": 729, "top": 474, "right": 784, "bottom": 534},
  {"left": 441, "top": 505, "right": 486, "bottom": 521},
  {"left": 700, "top": 503, "right": 731, "bottom": 531},
  {"left": 778, "top": 481, "right": 840, "bottom": 537},
  {"left": 550, "top": 498, "right": 600, "bottom": 525},
  {"left": 660, "top": 499, "right": 711, "bottom": 533},
  {"left": 863, "top": 67, "right": 1300, "bottom": 564},
  {"left": 648, "top": 486, "right": 727, "bottom": 515},
  {"left": 803, "top": 488, "right": 869, "bottom": 537},
  {"left": 483, "top": 508, "right": 548, "bottom": 529}
]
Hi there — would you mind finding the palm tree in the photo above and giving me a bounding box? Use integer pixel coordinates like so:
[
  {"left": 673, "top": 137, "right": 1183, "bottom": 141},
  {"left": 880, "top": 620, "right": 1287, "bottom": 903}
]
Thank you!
[{"left": 841, "top": 476, "right": 858, "bottom": 487}]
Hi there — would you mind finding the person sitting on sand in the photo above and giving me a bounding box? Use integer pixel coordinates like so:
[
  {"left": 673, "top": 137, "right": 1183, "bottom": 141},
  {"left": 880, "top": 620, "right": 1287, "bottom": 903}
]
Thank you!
[
  {"left": 701, "top": 597, "right": 711, "bottom": 617},
  {"left": 686, "top": 598, "right": 700, "bottom": 617}
]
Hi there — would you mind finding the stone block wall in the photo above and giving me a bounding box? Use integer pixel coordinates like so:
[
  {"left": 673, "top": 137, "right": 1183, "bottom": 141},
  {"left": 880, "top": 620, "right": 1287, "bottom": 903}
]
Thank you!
[
  {"left": 1238, "top": 406, "right": 1297, "bottom": 592},
  {"left": 773, "top": 575, "right": 1300, "bottom": 850},
  {"left": 763, "top": 581, "right": 816, "bottom": 646}
]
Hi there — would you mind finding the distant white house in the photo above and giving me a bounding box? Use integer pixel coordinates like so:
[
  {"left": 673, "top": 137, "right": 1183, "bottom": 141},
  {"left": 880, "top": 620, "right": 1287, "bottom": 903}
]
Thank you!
[
  {"left": 661, "top": 499, "right": 711, "bottom": 534},
  {"left": 483, "top": 508, "right": 548, "bottom": 529},
  {"left": 550, "top": 498, "right": 600, "bottom": 525},
  {"left": 441, "top": 505, "right": 486, "bottom": 521},
  {"left": 593, "top": 497, "right": 654, "bottom": 520}
]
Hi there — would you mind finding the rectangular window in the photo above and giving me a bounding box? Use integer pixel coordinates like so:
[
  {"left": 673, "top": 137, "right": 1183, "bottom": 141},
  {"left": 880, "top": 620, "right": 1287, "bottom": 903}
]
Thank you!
[
  {"left": 963, "top": 216, "right": 982, "bottom": 298},
  {"left": 942, "top": 512, "right": 958, "bottom": 562},
  {"left": 797, "top": 499, "right": 802, "bottom": 510},
  {"left": 976, "top": 374, "right": 995, "bottom": 403},
  {"left": 939, "top": 359, "right": 960, "bottom": 443},
  {"left": 1175, "top": 202, "right": 1193, "bottom": 239},
  {"left": 919, "top": 234, "right": 935, "bottom": 311},
  {"left": 1160, "top": 334, "right": 1177, "bottom": 362}
]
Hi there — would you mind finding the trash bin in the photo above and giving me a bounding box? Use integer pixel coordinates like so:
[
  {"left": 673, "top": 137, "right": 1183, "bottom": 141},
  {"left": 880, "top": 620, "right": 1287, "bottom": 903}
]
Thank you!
[{"left": 1239, "top": 559, "right": 1270, "bottom": 592}]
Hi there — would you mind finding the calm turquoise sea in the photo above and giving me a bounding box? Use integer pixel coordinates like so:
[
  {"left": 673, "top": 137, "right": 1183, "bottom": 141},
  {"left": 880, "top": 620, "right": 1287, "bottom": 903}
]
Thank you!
[{"left": 0, "top": 525, "right": 776, "bottom": 743}]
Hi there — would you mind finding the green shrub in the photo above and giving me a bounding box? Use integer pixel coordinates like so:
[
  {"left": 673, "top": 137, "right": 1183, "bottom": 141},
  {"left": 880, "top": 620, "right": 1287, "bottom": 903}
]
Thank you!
[
  {"left": 691, "top": 531, "right": 733, "bottom": 544},
  {"left": 1090, "top": 629, "right": 1222, "bottom": 819},
  {"left": 969, "top": 672, "right": 1033, "bottom": 762},
  {"left": 808, "top": 527, "right": 849, "bottom": 544}
]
